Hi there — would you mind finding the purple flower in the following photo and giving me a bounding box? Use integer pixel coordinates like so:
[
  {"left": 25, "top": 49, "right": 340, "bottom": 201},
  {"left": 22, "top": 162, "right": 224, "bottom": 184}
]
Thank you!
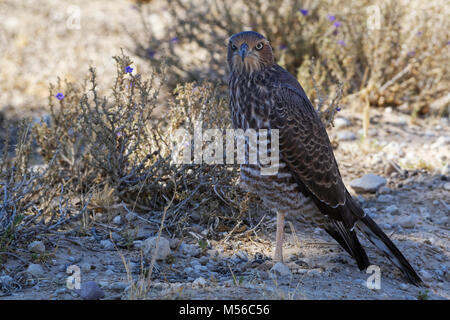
[
  {"left": 327, "top": 14, "right": 336, "bottom": 21},
  {"left": 170, "top": 37, "right": 179, "bottom": 44},
  {"left": 447, "top": 40, "right": 450, "bottom": 45},
  {"left": 336, "top": 107, "right": 341, "bottom": 112},
  {"left": 146, "top": 48, "right": 155, "bottom": 58},
  {"left": 407, "top": 50, "right": 415, "bottom": 57},
  {"left": 333, "top": 21, "right": 342, "bottom": 28},
  {"left": 299, "top": 9, "right": 309, "bottom": 16},
  {"left": 332, "top": 30, "right": 339, "bottom": 36},
  {"left": 125, "top": 66, "right": 133, "bottom": 73},
  {"left": 416, "top": 31, "right": 422, "bottom": 36},
  {"left": 279, "top": 44, "right": 287, "bottom": 50},
  {"left": 55, "top": 92, "right": 64, "bottom": 100},
  {"left": 337, "top": 40, "right": 346, "bottom": 47}
]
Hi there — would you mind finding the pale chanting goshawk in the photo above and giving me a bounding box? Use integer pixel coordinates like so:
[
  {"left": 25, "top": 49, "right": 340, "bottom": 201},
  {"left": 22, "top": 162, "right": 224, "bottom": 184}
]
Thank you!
[{"left": 227, "top": 31, "right": 422, "bottom": 285}]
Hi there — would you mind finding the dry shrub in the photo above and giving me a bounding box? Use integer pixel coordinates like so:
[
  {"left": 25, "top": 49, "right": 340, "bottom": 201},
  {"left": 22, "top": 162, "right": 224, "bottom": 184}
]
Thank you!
[
  {"left": 133, "top": 0, "right": 449, "bottom": 115},
  {"left": 1, "top": 52, "right": 256, "bottom": 251}
]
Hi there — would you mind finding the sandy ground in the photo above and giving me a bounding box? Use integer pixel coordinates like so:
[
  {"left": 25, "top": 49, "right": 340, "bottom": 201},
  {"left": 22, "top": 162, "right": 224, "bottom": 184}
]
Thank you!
[{"left": 0, "top": 0, "right": 449, "bottom": 300}]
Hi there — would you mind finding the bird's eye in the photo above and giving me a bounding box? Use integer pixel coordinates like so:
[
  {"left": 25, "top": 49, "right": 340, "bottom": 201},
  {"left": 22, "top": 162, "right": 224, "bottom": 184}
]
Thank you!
[
  {"left": 231, "top": 43, "right": 237, "bottom": 51},
  {"left": 255, "top": 43, "right": 264, "bottom": 51}
]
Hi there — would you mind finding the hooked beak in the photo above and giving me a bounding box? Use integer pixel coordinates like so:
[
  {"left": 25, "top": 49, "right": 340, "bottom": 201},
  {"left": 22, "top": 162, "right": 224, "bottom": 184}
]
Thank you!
[{"left": 239, "top": 43, "right": 249, "bottom": 62}]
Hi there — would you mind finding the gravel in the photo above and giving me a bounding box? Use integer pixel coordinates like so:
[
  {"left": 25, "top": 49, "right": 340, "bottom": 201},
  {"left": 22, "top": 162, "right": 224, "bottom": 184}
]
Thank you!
[{"left": 350, "top": 174, "right": 387, "bottom": 193}]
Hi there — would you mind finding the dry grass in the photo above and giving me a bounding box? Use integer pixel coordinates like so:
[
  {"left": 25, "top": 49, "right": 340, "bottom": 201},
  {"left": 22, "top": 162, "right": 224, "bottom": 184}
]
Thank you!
[{"left": 133, "top": 0, "right": 449, "bottom": 115}]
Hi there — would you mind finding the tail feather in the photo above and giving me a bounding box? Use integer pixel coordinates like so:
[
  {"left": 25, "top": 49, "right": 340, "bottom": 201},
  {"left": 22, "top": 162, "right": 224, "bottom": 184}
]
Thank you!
[
  {"left": 357, "top": 215, "right": 423, "bottom": 286},
  {"left": 325, "top": 220, "right": 370, "bottom": 271}
]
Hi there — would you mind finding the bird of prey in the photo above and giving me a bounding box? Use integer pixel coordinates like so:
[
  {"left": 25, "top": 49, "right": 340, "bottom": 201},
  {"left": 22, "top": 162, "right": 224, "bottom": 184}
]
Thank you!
[{"left": 227, "top": 31, "right": 422, "bottom": 285}]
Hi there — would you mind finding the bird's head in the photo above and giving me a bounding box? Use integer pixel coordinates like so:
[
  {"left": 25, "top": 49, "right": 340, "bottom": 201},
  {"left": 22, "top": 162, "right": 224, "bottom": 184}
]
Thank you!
[{"left": 227, "top": 31, "right": 274, "bottom": 74}]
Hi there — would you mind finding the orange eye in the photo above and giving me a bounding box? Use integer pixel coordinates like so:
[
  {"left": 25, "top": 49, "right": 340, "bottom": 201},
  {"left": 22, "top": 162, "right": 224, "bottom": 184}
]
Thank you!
[{"left": 255, "top": 43, "right": 264, "bottom": 50}]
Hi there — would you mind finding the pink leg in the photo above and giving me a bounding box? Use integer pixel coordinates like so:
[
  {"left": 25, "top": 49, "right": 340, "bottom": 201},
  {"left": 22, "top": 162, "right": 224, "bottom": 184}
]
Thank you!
[{"left": 274, "top": 212, "right": 285, "bottom": 262}]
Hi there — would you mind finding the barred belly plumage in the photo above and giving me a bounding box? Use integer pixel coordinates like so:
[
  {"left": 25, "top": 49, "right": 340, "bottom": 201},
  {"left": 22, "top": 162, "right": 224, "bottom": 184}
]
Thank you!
[{"left": 239, "top": 162, "right": 324, "bottom": 225}]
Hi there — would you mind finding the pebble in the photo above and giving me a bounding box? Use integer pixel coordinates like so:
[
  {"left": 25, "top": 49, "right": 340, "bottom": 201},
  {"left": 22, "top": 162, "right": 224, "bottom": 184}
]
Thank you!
[
  {"left": 192, "top": 277, "right": 207, "bottom": 288},
  {"left": 179, "top": 242, "right": 201, "bottom": 257},
  {"left": 28, "top": 241, "right": 46, "bottom": 254},
  {"left": 184, "top": 267, "right": 194, "bottom": 274},
  {"left": 270, "top": 262, "right": 292, "bottom": 277},
  {"left": 384, "top": 205, "right": 399, "bottom": 215},
  {"left": 377, "top": 194, "right": 394, "bottom": 203},
  {"left": 334, "top": 117, "right": 351, "bottom": 128},
  {"left": 55, "top": 287, "right": 67, "bottom": 295},
  {"left": 431, "top": 136, "right": 450, "bottom": 149},
  {"left": 337, "top": 131, "right": 357, "bottom": 141},
  {"left": 443, "top": 182, "right": 450, "bottom": 191},
  {"left": 350, "top": 174, "right": 387, "bottom": 193},
  {"left": 133, "top": 240, "right": 143, "bottom": 249},
  {"left": 142, "top": 236, "right": 172, "bottom": 261},
  {"left": 398, "top": 216, "right": 416, "bottom": 229},
  {"left": 109, "top": 282, "right": 128, "bottom": 292},
  {"left": 112, "top": 215, "right": 122, "bottom": 225},
  {"left": 100, "top": 240, "right": 114, "bottom": 250},
  {"left": 307, "top": 269, "right": 322, "bottom": 277},
  {"left": 0, "top": 275, "right": 13, "bottom": 285},
  {"left": 399, "top": 283, "right": 409, "bottom": 290},
  {"left": 76, "top": 281, "right": 105, "bottom": 300},
  {"left": 26, "top": 264, "right": 44, "bottom": 276},
  {"left": 419, "top": 269, "right": 433, "bottom": 282},
  {"left": 378, "top": 186, "right": 391, "bottom": 194},
  {"left": 125, "top": 212, "right": 137, "bottom": 222}
]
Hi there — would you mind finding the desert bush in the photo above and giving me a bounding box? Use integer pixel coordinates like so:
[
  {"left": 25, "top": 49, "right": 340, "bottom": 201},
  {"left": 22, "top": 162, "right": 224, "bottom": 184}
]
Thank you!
[
  {"left": 133, "top": 0, "right": 449, "bottom": 115},
  {"left": 1, "top": 52, "right": 254, "bottom": 252}
]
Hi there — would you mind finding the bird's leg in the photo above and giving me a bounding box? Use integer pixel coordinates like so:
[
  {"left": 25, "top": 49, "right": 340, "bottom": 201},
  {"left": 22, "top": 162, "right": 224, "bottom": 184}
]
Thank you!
[{"left": 274, "top": 211, "right": 285, "bottom": 263}]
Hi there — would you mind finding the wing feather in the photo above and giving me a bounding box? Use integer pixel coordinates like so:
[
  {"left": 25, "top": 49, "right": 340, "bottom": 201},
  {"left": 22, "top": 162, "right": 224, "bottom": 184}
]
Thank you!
[{"left": 269, "top": 83, "right": 346, "bottom": 210}]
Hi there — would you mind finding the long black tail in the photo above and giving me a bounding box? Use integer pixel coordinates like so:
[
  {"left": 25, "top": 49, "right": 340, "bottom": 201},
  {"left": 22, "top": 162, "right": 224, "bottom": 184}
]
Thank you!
[
  {"left": 356, "top": 215, "right": 423, "bottom": 286},
  {"left": 325, "top": 220, "right": 370, "bottom": 270}
]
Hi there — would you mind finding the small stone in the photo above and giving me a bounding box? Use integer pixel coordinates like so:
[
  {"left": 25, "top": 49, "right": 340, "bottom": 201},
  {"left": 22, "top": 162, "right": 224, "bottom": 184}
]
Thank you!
[
  {"left": 112, "top": 215, "right": 122, "bottom": 225},
  {"left": 337, "top": 131, "right": 357, "bottom": 141},
  {"left": 398, "top": 216, "right": 416, "bottom": 229},
  {"left": 131, "top": 241, "right": 142, "bottom": 249},
  {"left": 443, "top": 182, "right": 450, "bottom": 191},
  {"left": 55, "top": 287, "right": 67, "bottom": 295},
  {"left": 184, "top": 267, "right": 194, "bottom": 274},
  {"left": 192, "top": 277, "right": 207, "bottom": 288},
  {"left": 105, "top": 269, "right": 115, "bottom": 276},
  {"left": 142, "top": 236, "right": 172, "bottom": 261},
  {"left": 27, "top": 264, "right": 44, "bottom": 277},
  {"left": 28, "top": 241, "right": 45, "bottom": 254},
  {"left": 77, "top": 281, "right": 105, "bottom": 300},
  {"left": 384, "top": 205, "right": 399, "bottom": 215},
  {"left": 307, "top": 269, "right": 322, "bottom": 277},
  {"left": 270, "top": 262, "right": 292, "bottom": 277},
  {"left": 109, "top": 282, "right": 128, "bottom": 292},
  {"left": 125, "top": 212, "right": 137, "bottom": 222},
  {"left": 350, "top": 174, "right": 387, "bottom": 193},
  {"left": 377, "top": 194, "right": 394, "bottom": 203},
  {"left": 378, "top": 186, "right": 391, "bottom": 194},
  {"left": 100, "top": 240, "right": 114, "bottom": 250},
  {"left": 431, "top": 136, "right": 450, "bottom": 149},
  {"left": 79, "top": 262, "right": 92, "bottom": 272},
  {"left": 179, "top": 242, "right": 200, "bottom": 256},
  {"left": 334, "top": 117, "right": 351, "bottom": 129},
  {"left": 0, "top": 275, "right": 13, "bottom": 285},
  {"left": 399, "top": 283, "right": 409, "bottom": 290},
  {"left": 419, "top": 270, "right": 433, "bottom": 282}
]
